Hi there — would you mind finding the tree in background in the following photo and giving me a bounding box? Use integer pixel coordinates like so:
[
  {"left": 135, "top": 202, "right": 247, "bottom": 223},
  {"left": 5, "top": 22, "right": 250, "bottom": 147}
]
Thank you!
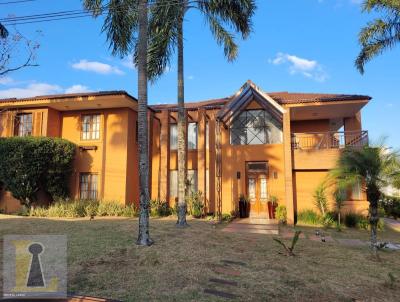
[
  {"left": 0, "top": 26, "right": 40, "bottom": 77},
  {"left": 331, "top": 145, "right": 400, "bottom": 256},
  {"left": 144, "top": 0, "right": 256, "bottom": 226},
  {"left": 356, "top": 0, "right": 400, "bottom": 74},
  {"left": 84, "top": 0, "right": 154, "bottom": 246}
]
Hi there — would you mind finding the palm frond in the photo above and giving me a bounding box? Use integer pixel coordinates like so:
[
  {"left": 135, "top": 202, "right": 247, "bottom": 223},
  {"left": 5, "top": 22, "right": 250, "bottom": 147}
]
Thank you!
[
  {"left": 356, "top": 1, "right": 400, "bottom": 73},
  {"left": 84, "top": 0, "right": 139, "bottom": 57},
  {"left": 137, "top": 0, "right": 180, "bottom": 81},
  {"left": 198, "top": 0, "right": 256, "bottom": 39},
  {"left": 204, "top": 14, "right": 238, "bottom": 61}
]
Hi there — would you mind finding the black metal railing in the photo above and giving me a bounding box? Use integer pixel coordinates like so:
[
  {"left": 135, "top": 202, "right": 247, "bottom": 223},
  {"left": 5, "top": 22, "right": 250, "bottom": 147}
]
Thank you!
[{"left": 291, "top": 130, "right": 368, "bottom": 150}]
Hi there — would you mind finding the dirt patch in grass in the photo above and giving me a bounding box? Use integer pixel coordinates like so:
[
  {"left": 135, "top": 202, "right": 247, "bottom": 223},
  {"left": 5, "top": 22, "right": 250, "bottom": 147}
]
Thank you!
[{"left": 0, "top": 215, "right": 399, "bottom": 301}]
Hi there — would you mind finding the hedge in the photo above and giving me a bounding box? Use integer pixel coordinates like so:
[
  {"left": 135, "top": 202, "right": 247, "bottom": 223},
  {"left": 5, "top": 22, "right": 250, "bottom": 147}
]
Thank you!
[{"left": 0, "top": 137, "right": 76, "bottom": 207}]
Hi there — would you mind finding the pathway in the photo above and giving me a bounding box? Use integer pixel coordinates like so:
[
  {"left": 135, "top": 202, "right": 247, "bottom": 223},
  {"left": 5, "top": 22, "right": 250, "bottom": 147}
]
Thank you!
[
  {"left": 222, "top": 218, "right": 279, "bottom": 235},
  {"left": 384, "top": 218, "right": 400, "bottom": 232}
]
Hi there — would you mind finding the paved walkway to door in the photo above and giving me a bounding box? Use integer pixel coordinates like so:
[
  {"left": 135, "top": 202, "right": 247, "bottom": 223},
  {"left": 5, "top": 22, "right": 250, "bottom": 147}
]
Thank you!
[
  {"left": 384, "top": 218, "right": 400, "bottom": 232},
  {"left": 222, "top": 218, "right": 279, "bottom": 235}
]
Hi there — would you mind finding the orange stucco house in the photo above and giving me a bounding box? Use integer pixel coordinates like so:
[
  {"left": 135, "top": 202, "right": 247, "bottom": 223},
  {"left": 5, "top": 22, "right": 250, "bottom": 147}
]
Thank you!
[{"left": 0, "top": 81, "right": 370, "bottom": 223}]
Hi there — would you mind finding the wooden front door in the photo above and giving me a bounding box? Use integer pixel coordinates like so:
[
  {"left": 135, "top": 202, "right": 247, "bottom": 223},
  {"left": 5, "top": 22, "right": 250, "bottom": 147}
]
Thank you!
[{"left": 247, "top": 172, "right": 269, "bottom": 218}]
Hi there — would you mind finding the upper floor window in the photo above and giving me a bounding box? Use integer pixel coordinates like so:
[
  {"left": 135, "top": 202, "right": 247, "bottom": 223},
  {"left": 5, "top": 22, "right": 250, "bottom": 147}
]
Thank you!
[
  {"left": 14, "top": 113, "right": 32, "bottom": 137},
  {"left": 170, "top": 124, "right": 177, "bottom": 150},
  {"left": 188, "top": 122, "right": 197, "bottom": 150},
  {"left": 170, "top": 122, "right": 198, "bottom": 150},
  {"left": 230, "top": 110, "right": 282, "bottom": 145},
  {"left": 82, "top": 114, "right": 100, "bottom": 140}
]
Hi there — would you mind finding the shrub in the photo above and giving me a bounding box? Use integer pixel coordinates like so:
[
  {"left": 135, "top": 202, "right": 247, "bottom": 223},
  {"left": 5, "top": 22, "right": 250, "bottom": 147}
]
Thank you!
[
  {"left": 344, "top": 212, "right": 384, "bottom": 230},
  {"left": 313, "top": 184, "right": 328, "bottom": 216},
  {"left": 0, "top": 137, "right": 75, "bottom": 207},
  {"left": 150, "top": 199, "right": 171, "bottom": 217},
  {"left": 97, "top": 201, "right": 125, "bottom": 216},
  {"left": 344, "top": 212, "right": 358, "bottom": 228},
  {"left": 121, "top": 204, "right": 138, "bottom": 217},
  {"left": 221, "top": 213, "right": 234, "bottom": 222},
  {"left": 187, "top": 191, "right": 204, "bottom": 218},
  {"left": 29, "top": 206, "right": 47, "bottom": 217},
  {"left": 275, "top": 205, "right": 287, "bottom": 224},
  {"left": 381, "top": 195, "right": 400, "bottom": 219},
  {"left": 15, "top": 205, "right": 30, "bottom": 216},
  {"left": 297, "top": 209, "right": 321, "bottom": 225},
  {"left": 29, "top": 200, "right": 136, "bottom": 218},
  {"left": 322, "top": 212, "right": 336, "bottom": 228}
]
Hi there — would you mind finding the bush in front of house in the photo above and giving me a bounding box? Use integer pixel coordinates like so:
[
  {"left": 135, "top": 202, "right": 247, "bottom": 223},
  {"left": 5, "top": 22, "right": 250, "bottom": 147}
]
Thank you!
[
  {"left": 297, "top": 209, "right": 322, "bottom": 225},
  {"left": 0, "top": 137, "right": 76, "bottom": 207},
  {"left": 380, "top": 195, "right": 400, "bottom": 219},
  {"left": 344, "top": 212, "right": 384, "bottom": 230},
  {"left": 29, "top": 199, "right": 138, "bottom": 218},
  {"left": 275, "top": 205, "right": 287, "bottom": 224},
  {"left": 150, "top": 199, "right": 172, "bottom": 217}
]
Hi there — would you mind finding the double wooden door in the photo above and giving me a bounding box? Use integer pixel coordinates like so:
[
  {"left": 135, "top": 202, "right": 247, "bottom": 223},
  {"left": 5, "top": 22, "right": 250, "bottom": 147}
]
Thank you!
[{"left": 247, "top": 172, "right": 268, "bottom": 218}]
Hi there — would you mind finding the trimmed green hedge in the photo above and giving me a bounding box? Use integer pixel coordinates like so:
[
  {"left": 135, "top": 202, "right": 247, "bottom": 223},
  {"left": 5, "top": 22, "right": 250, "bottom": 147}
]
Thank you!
[
  {"left": 0, "top": 137, "right": 76, "bottom": 207},
  {"left": 30, "top": 200, "right": 138, "bottom": 218}
]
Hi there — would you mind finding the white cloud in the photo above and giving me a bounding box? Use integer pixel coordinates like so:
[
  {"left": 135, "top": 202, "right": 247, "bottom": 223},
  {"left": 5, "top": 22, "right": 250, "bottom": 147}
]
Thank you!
[
  {"left": 270, "top": 52, "right": 328, "bottom": 82},
  {"left": 0, "top": 82, "right": 92, "bottom": 99},
  {"left": 0, "top": 77, "right": 14, "bottom": 85},
  {"left": 72, "top": 59, "right": 124, "bottom": 75},
  {"left": 65, "top": 84, "right": 91, "bottom": 94},
  {"left": 187, "top": 75, "right": 194, "bottom": 80},
  {"left": 121, "top": 55, "right": 135, "bottom": 70},
  {"left": 0, "top": 83, "right": 62, "bottom": 99}
]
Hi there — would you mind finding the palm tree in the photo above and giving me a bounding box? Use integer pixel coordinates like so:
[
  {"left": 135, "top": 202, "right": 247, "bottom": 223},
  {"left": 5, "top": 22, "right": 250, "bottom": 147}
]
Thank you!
[
  {"left": 355, "top": 0, "right": 400, "bottom": 74},
  {"left": 331, "top": 145, "right": 400, "bottom": 255},
  {"left": 83, "top": 0, "right": 154, "bottom": 246},
  {"left": 145, "top": 0, "right": 256, "bottom": 226},
  {"left": 333, "top": 186, "right": 346, "bottom": 231}
]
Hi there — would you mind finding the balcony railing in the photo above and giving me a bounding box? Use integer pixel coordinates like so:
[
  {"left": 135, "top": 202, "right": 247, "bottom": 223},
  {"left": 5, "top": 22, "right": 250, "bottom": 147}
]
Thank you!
[{"left": 291, "top": 131, "right": 369, "bottom": 150}]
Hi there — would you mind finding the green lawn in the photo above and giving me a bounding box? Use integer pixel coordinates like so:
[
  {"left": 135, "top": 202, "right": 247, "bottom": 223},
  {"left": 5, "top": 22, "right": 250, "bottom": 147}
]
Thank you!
[{"left": 0, "top": 215, "right": 399, "bottom": 301}]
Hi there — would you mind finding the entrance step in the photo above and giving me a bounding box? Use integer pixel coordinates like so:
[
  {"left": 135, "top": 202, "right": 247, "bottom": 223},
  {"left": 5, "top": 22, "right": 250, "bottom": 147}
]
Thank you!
[
  {"left": 222, "top": 227, "right": 278, "bottom": 235},
  {"left": 225, "top": 223, "right": 278, "bottom": 230}
]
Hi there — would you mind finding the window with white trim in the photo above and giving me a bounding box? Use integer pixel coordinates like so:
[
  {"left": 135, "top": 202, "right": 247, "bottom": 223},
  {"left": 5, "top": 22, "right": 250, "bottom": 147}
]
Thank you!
[
  {"left": 188, "top": 122, "right": 197, "bottom": 150},
  {"left": 169, "top": 170, "right": 178, "bottom": 198},
  {"left": 14, "top": 113, "right": 33, "bottom": 137},
  {"left": 81, "top": 114, "right": 100, "bottom": 140},
  {"left": 170, "top": 124, "right": 177, "bottom": 150},
  {"left": 80, "top": 173, "right": 98, "bottom": 200}
]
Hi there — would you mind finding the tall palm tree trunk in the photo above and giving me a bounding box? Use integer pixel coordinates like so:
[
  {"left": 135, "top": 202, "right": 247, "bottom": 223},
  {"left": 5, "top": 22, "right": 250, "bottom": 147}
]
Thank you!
[
  {"left": 137, "top": 0, "right": 153, "bottom": 246},
  {"left": 176, "top": 11, "right": 188, "bottom": 227},
  {"left": 367, "top": 184, "right": 380, "bottom": 256}
]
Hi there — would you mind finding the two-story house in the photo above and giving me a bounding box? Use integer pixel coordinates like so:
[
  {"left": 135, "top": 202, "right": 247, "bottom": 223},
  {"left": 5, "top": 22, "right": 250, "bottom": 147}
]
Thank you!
[{"left": 0, "top": 81, "right": 370, "bottom": 224}]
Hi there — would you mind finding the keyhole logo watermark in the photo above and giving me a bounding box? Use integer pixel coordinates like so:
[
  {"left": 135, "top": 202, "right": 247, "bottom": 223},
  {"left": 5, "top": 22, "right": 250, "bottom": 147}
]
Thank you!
[{"left": 3, "top": 235, "right": 67, "bottom": 299}]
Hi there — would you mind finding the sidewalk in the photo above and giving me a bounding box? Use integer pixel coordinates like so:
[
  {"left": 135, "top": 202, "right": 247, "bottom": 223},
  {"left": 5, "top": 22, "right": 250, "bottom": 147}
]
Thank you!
[{"left": 384, "top": 218, "right": 400, "bottom": 232}]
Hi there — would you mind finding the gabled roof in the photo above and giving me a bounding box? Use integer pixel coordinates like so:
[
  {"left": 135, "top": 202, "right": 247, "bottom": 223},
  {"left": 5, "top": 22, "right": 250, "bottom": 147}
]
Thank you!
[
  {"left": 150, "top": 81, "right": 371, "bottom": 111},
  {"left": 217, "top": 81, "right": 284, "bottom": 126}
]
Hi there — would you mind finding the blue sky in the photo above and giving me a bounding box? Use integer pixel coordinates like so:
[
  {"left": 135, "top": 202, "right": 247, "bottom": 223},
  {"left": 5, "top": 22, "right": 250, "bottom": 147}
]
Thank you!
[{"left": 0, "top": 0, "right": 399, "bottom": 148}]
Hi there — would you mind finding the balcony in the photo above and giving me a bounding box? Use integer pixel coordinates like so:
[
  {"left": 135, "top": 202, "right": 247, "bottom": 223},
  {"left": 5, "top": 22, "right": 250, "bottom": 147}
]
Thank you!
[
  {"left": 291, "top": 131, "right": 368, "bottom": 170},
  {"left": 291, "top": 130, "right": 368, "bottom": 150}
]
